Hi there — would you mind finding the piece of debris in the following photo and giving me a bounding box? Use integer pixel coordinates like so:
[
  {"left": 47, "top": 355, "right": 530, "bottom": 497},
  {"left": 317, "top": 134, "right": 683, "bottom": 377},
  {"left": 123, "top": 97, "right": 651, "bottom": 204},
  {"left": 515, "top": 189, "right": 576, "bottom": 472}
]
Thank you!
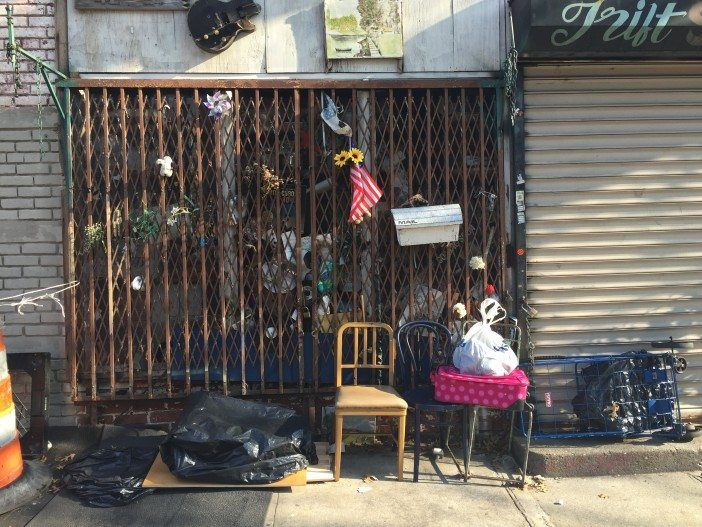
[
  {"left": 554, "top": 499, "right": 565, "bottom": 506},
  {"left": 48, "top": 477, "right": 63, "bottom": 494},
  {"left": 357, "top": 485, "right": 372, "bottom": 493},
  {"left": 525, "top": 474, "right": 549, "bottom": 493},
  {"left": 598, "top": 493, "right": 609, "bottom": 499},
  {"left": 361, "top": 474, "right": 378, "bottom": 483},
  {"left": 55, "top": 452, "right": 76, "bottom": 470}
]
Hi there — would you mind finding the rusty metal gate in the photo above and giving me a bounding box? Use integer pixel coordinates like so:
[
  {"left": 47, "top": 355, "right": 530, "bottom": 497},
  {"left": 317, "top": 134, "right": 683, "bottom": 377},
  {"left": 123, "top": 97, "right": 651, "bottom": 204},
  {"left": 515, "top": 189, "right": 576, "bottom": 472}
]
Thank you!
[{"left": 65, "top": 80, "right": 505, "bottom": 402}]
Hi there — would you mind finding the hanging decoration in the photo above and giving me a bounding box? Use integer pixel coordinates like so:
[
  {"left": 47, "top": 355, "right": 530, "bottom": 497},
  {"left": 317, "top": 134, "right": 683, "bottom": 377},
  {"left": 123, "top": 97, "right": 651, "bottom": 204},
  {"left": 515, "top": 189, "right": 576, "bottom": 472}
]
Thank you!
[
  {"left": 469, "top": 256, "right": 486, "bottom": 271},
  {"left": 348, "top": 161, "right": 382, "bottom": 224},
  {"left": 131, "top": 207, "right": 160, "bottom": 243},
  {"left": 203, "top": 90, "right": 233, "bottom": 120},
  {"left": 334, "top": 146, "right": 382, "bottom": 224},
  {"left": 82, "top": 223, "right": 106, "bottom": 254},
  {"left": 320, "top": 94, "right": 352, "bottom": 136},
  {"left": 131, "top": 276, "right": 145, "bottom": 292},
  {"left": 187, "top": 0, "right": 261, "bottom": 54},
  {"left": 166, "top": 205, "right": 192, "bottom": 227},
  {"left": 156, "top": 156, "right": 174, "bottom": 177}
]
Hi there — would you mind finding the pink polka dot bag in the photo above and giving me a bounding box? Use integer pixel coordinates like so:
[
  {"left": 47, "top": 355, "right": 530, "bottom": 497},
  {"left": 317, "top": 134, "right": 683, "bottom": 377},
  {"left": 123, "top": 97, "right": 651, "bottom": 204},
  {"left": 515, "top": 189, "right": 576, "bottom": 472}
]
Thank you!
[{"left": 431, "top": 366, "right": 529, "bottom": 409}]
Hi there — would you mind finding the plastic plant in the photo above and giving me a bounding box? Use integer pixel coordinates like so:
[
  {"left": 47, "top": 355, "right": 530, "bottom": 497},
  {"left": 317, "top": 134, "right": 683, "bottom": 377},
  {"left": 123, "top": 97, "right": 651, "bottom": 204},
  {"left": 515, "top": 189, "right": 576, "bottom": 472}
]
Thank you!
[
  {"left": 131, "top": 207, "right": 160, "bottom": 242},
  {"left": 83, "top": 222, "right": 105, "bottom": 253}
]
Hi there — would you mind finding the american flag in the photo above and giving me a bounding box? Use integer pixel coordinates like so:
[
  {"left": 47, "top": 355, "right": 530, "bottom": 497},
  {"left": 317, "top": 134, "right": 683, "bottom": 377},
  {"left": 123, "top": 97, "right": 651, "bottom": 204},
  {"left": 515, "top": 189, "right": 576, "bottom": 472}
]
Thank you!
[{"left": 348, "top": 163, "right": 382, "bottom": 224}]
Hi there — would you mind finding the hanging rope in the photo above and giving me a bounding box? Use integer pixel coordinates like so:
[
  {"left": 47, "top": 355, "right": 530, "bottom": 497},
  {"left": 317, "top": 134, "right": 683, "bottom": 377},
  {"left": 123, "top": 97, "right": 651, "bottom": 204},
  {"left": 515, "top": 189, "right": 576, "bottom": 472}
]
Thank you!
[{"left": 0, "top": 282, "right": 78, "bottom": 318}]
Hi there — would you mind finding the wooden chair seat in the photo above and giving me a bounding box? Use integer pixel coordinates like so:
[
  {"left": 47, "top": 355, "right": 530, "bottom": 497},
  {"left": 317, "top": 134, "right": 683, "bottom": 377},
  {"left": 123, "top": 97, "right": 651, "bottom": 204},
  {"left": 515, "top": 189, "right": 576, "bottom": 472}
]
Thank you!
[{"left": 336, "top": 385, "right": 408, "bottom": 413}]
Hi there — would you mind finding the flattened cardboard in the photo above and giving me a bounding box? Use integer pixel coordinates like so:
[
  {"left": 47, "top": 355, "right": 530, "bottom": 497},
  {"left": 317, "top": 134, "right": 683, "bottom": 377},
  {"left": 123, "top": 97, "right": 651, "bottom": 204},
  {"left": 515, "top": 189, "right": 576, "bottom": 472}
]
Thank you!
[{"left": 143, "top": 453, "right": 307, "bottom": 488}]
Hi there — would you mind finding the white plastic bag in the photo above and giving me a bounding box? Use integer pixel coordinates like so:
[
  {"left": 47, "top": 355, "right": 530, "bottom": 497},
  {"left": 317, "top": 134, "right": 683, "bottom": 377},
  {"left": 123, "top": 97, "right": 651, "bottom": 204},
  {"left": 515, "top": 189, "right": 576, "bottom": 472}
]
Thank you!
[{"left": 452, "top": 299, "right": 518, "bottom": 376}]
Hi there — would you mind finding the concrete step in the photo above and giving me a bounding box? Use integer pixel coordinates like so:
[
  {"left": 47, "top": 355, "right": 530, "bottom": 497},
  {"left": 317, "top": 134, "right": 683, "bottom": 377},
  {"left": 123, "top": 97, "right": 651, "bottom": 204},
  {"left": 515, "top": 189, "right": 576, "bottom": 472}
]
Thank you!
[{"left": 513, "top": 434, "right": 702, "bottom": 477}]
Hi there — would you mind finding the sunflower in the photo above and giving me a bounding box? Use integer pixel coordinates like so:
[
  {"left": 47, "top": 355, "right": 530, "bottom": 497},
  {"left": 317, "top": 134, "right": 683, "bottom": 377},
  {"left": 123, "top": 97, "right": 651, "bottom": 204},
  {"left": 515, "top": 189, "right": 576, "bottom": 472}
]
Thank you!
[
  {"left": 334, "top": 150, "right": 350, "bottom": 167},
  {"left": 348, "top": 148, "right": 364, "bottom": 165}
]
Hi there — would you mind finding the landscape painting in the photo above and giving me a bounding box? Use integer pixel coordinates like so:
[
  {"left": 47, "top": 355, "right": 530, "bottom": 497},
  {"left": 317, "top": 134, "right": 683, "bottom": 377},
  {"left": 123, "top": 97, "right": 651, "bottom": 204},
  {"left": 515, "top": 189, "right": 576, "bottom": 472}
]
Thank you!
[{"left": 324, "top": 0, "right": 403, "bottom": 59}]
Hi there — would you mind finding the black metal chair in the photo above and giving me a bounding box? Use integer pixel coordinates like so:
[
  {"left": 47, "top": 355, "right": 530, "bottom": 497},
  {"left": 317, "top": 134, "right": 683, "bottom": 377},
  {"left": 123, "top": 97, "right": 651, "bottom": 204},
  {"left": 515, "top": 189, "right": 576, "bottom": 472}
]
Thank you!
[{"left": 395, "top": 320, "right": 469, "bottom": 483}]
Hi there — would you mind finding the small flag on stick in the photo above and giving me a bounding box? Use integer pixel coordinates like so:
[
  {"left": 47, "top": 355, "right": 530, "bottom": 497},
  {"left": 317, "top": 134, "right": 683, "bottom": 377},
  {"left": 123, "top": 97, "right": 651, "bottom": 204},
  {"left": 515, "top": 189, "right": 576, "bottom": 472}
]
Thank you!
[{"left": 348, "top": 163, "right": 382, "bottom": 224}]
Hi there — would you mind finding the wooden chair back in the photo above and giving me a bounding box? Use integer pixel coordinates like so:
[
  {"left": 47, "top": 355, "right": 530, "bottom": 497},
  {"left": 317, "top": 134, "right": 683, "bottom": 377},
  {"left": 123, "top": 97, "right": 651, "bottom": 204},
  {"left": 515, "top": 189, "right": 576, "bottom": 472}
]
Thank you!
[{"left": 335, "top": 322, "right": 395, "bottom": 388}]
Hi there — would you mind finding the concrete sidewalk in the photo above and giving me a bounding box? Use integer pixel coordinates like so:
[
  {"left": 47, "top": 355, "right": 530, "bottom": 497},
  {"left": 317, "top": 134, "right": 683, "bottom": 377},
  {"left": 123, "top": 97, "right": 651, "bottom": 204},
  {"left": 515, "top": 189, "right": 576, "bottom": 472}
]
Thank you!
[
  {"left": 1, "top": 427, "right": 700, "bottom": 527},
  {"left": 3, "top": 453, "right": 700, "bottom": 527}
]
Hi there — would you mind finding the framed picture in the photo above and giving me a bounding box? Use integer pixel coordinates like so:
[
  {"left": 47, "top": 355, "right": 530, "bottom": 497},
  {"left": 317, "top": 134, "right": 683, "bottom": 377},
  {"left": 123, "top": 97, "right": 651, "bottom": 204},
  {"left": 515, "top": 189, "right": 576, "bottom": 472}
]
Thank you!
[{"left": 324, "top": 0, "right": 403, "bottom": 59}]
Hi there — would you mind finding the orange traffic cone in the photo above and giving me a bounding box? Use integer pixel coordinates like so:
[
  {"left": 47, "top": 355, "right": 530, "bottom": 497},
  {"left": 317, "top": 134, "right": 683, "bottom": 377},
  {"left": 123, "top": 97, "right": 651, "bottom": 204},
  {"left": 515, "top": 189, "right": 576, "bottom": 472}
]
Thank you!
[
  {"left": 0, "top": 329, "right": 50, "bottom": 515},
  {"left": 0, "top": 329, "right": 23, "bottom": 488}
]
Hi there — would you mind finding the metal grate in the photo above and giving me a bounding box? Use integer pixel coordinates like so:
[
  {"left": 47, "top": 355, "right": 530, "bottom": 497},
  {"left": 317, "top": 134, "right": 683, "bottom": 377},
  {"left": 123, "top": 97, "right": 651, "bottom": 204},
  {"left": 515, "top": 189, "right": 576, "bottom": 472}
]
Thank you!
[
  {"left": 13, "top": 393, "right": 29, "bottom": 437},
  {"left": 520, "top": 352, "right": 684, "bottom": 439},
  {"left": 66, "top": 83, "right": 505, "bottom": 402}
]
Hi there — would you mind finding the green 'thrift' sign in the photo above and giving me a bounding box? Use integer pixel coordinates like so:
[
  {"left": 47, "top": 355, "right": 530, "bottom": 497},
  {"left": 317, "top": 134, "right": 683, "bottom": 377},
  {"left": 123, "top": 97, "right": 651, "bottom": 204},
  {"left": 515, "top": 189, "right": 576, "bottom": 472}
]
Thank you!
[{"left": 512, "top": 0, "right": 702, "bottom": 58}]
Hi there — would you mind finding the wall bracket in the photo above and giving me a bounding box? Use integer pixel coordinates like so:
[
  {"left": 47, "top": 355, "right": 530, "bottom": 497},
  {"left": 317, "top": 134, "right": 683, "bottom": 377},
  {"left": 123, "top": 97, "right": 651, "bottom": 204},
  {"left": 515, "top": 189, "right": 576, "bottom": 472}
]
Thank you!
[{"left": 5, "top": 5, "right": 68, "bottom": 121}]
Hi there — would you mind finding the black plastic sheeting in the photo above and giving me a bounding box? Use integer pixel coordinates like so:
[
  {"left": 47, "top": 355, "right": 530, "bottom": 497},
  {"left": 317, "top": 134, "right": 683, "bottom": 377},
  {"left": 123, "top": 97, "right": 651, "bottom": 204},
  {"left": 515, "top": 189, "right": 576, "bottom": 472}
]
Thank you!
[
  {"left": 572, "top": 352, "right": 676, "bottom": 435},
  {"left": 160, "top": 392, "right": 317, "bottom": 484},
  {"left": 63, "top": 434, "right": 164, "bottom": 508}
]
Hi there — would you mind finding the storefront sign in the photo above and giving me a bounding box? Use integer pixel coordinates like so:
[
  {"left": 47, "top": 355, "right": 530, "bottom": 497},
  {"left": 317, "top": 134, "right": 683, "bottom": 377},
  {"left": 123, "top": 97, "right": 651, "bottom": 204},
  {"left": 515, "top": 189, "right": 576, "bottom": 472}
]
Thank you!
[{"left": 512, "top": 0, "right": 702, "bottom": 58}]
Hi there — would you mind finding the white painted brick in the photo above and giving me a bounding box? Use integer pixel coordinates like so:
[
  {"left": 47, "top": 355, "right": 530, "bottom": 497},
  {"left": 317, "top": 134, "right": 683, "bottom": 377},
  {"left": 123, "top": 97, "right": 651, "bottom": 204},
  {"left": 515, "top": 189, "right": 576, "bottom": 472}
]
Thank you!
[
  {"left": 17, "top": 187, "right": 51, "bottom": 197},
  {"left": 34, "top": 197, "right": 61, "bottom": 209},
  {"left": 21, "top": 243, "right": 57, "bottom": 254},
  {"left": 0, "top": 244, "right": 20, "bottom": 254},
  {"left": 40, "top": 312, "right": 66, "bottom": 324},
  {"left": 4, "top": 255, "right": 40, "bottom": 266},
  {"left": 33, "top": 174, "right": 62, "bottom": 186},
  {"left": 0, "top": 175, "right": 21, "bottom": 185},
  {"left": 24, "top": 324, "right": 60, "bottom": 337},
  {"left": 1, "top": 197, "right": 34, "bottom": 209},
  {"left": 0, "top": 130, "right": 32, "bottom": 141},
  {"left": 18, "top": 209, "right": 53, "bottom": 220},
  {"left": 23, "top": 265, "right": 58, "bottom": 278},
  {"left": 0, "top": 210, "right": 19, "bottom": 220},
  {"left": 0, "top": 267, "right": 22, "bottom": 278},
  {"left": 16, "top": 162, "right": 52, "bottom": 174},
  {"left": 39, "top": 254, "right": 63, "bottom": 266}
]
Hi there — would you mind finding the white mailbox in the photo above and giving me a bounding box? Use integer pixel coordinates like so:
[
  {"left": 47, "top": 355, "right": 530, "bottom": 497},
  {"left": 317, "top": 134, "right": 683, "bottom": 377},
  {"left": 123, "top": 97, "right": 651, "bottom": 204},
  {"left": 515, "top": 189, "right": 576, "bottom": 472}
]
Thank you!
[{"left": 391, "top": 204, "right": 463, "bottom": 246}]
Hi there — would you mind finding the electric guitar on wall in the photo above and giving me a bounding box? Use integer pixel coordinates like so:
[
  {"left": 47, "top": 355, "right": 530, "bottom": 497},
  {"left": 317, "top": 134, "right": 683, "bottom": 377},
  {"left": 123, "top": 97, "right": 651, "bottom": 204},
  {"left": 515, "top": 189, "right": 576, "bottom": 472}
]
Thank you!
[{"left": 187, "top": 0, "right": 262, "bottom": 54}]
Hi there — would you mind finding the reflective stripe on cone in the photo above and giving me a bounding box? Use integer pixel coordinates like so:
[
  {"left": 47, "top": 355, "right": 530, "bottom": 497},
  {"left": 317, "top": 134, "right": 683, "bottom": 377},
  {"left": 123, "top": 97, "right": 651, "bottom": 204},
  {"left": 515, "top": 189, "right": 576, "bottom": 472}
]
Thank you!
[
  {"left": 0, "top": 406, "right": 16, "bottom": 447},
  {"left": 0, "top": 435, "right": 23, "bottom": 488}
]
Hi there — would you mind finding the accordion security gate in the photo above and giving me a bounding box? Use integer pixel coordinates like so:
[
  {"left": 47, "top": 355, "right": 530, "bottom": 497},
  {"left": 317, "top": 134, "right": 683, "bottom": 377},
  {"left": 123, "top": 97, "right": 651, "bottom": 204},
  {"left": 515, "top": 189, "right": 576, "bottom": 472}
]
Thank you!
[{"left": 65, "top": 81, "right": 505, "bottom": 402}]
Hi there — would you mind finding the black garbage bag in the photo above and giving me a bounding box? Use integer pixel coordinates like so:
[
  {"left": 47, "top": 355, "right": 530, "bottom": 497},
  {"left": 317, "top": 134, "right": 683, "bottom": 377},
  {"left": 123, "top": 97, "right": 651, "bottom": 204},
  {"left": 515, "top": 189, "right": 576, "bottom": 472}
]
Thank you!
[
  {"left": 63, "top": 435, "right": 163, "bottom": 508},
  {"left": 160, "top": 391, "right": 316, "bottom": 484}
]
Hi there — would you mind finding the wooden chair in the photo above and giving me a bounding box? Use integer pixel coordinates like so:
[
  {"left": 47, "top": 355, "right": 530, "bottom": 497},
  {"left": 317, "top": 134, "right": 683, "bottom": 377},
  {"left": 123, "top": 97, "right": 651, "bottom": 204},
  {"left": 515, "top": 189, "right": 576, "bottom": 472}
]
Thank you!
[{"left": 333, "top": 322, "right": 408, "bottom": 482}]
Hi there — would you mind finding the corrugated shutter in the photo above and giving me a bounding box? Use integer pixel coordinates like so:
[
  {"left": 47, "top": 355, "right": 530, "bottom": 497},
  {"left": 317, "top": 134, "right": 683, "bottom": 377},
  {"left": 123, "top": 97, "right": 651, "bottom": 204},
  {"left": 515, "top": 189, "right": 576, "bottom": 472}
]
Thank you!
[{"left": 524, "top": 63, "right": 702, "bottom": 419}]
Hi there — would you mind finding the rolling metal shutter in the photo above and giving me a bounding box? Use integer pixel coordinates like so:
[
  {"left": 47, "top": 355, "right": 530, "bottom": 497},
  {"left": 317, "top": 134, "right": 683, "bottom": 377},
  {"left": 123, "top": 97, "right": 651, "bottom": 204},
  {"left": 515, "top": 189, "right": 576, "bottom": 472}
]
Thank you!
[{"left": 524, "top": 63, "right": 702, "bottom": 419}]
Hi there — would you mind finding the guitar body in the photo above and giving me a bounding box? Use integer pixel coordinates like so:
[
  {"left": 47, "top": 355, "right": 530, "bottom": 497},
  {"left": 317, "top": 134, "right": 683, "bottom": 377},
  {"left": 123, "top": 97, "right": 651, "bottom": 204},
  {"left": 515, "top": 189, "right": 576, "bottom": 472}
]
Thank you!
[{"left": 187, "top": 0, "right": 261, "bottom": 54}]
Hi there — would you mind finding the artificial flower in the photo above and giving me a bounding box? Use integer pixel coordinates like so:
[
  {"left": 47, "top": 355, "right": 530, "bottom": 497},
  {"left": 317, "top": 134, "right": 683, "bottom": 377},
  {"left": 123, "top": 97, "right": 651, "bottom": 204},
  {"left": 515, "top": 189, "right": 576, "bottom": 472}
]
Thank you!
[
  {"left": 469, "top": 256, "right": 486, "bottom": 270},
  {"left": 334, "top": 150, "right": 350, "bottom": 167},
  {"left": 203, "top": 90, "right": 233, "bottom": 120},
  {"left": 348, "top": 147, "right": 364, "bottom": 165},
  {"left": 452, "top": 302, "right": 467, "bottom": 319}
]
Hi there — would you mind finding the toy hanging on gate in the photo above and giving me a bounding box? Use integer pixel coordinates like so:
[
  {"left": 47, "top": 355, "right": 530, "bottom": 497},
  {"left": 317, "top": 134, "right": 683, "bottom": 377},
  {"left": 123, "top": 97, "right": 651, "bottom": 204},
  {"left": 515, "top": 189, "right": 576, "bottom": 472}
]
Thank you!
[
  {"left": 320, "top": 94, "right": 352, "bottom": 137},
  {"left": 334, "top": 146, "right": 383, "bottom": 224}
]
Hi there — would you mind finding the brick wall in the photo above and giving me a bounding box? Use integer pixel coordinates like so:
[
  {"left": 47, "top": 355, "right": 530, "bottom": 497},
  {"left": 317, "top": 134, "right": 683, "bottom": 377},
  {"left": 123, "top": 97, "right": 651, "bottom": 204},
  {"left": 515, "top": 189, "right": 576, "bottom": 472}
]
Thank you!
[
  {"left": 1, "top": 1, "right": 77, "bottom": 426},
  {"left": 1, "top": 0, "right": 56, "bottom": 108}
]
